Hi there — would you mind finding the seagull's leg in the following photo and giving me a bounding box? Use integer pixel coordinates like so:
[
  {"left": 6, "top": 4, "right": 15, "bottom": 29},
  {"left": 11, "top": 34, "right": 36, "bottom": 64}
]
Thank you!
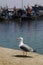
[
  {"left": 26, "top": 52, "right": 27, "bottom": 56},
  {"left": 23, "top": 51, "right": 27, "bottom": 56},
  {"left": 23, "top": 51, "right": 24, "bottom": 56}
]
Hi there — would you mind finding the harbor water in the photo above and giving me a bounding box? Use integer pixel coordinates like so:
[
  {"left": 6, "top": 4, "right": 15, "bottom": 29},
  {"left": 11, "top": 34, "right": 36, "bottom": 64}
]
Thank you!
[{"left": 0, "top": 20, "right": 43, "bottom": 54}]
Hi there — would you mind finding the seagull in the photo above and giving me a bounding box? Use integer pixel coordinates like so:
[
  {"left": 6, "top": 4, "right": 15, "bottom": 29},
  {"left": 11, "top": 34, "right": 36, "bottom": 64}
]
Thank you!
[{"left": 17, "top": 37, "right": 36, "bottom": 56}]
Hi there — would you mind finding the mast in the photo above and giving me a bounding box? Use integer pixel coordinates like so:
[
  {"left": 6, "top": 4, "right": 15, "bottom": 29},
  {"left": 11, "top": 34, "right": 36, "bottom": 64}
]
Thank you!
[{"left": 22, "top": 0, "right": 23, "bottom": 9}]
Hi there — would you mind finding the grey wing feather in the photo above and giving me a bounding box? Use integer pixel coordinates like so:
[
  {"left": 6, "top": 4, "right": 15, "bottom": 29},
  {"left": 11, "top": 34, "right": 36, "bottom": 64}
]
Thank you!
[{"left": 20, "top": 44, "right": 34, "bottom": 52}]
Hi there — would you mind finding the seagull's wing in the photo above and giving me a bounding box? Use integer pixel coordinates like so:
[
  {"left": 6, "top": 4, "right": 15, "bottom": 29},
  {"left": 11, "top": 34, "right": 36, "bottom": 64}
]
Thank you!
[
  {"left": 20, "top": 43, "right": 34, "bottom": 52},
  {"left": 24, "top": 44, "right": 34, "bottom": 52}
]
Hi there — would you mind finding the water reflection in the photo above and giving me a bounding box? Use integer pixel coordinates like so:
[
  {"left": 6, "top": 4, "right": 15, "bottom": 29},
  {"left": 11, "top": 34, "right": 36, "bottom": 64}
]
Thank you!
[{"left": 0, "top": 20, "right": 43, "bottom": 54}]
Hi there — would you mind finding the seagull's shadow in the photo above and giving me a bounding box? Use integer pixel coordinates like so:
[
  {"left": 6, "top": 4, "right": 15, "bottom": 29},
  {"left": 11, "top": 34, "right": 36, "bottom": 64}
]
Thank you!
[{"left": 12, "top": 55, "right": 33, "bottom": 58}]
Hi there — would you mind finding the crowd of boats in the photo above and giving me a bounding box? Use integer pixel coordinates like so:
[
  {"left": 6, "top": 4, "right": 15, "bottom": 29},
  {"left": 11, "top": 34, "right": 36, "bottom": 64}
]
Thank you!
[{"left": 0, "top": 4, "right": 43, "bottom": 21}]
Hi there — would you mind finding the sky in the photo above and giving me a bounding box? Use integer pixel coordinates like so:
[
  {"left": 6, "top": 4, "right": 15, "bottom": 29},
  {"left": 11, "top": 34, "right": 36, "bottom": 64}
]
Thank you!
[{"left": 0, "top": 0, "right": 43, "bottom": 8}]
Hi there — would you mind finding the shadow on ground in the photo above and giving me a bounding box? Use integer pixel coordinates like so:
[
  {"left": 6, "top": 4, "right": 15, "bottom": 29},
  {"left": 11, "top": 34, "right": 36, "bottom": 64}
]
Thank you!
[{"left": 12, "top": 55, "right": 33, "bottom": 58}]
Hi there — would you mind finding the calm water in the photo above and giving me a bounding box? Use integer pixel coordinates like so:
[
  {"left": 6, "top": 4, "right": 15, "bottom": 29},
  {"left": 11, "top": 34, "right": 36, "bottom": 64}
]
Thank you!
[{"left": 0, "top": 20, "right": 43, "bottom": 54}]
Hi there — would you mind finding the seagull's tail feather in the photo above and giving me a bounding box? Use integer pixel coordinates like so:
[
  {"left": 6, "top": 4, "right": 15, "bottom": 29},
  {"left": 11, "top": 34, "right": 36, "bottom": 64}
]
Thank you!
[{"left": 33, "top": 50, "right": 36, "bottom": 52}]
